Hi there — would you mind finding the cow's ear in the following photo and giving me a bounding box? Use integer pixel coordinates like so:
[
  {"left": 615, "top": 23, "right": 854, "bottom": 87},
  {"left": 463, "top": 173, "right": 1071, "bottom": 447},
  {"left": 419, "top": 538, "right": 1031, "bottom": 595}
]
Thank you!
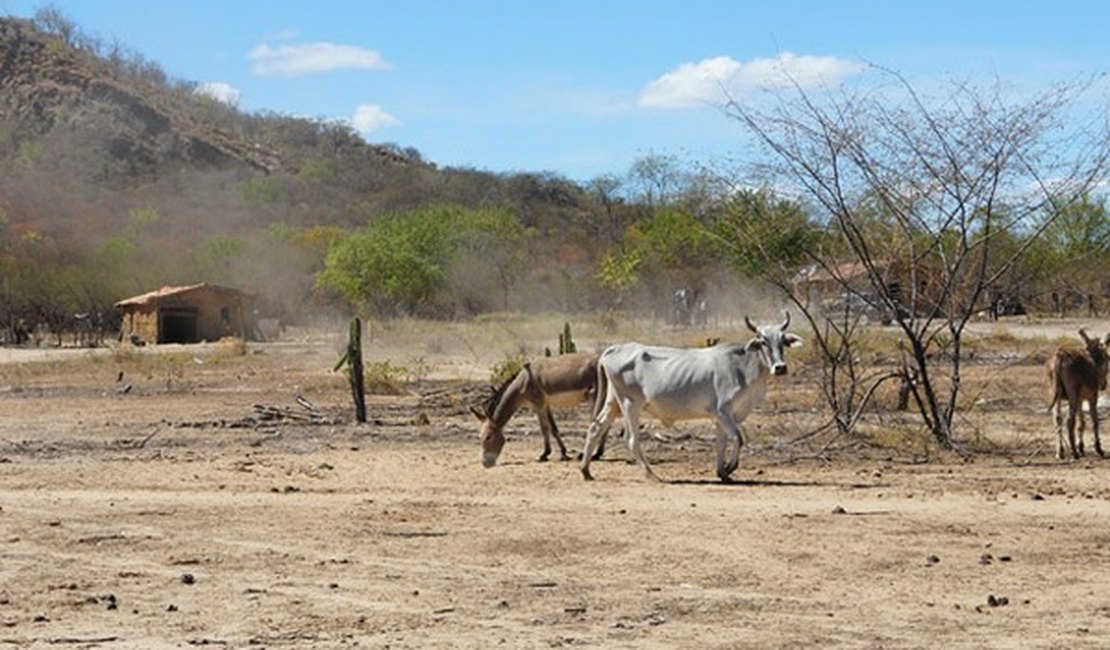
[
  {"left": 784, "top": 333, "right": 803, "bottom": 348},
  {"left": 745, "top": 337, "right": 764, "bottom": 352}
]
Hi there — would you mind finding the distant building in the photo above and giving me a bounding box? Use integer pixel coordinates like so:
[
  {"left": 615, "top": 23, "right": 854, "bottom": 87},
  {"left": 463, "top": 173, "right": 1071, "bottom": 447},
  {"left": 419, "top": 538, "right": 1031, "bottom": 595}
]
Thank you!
[
  {"left": 115, "top": 283, "right": 257, "bottom": 345},
  {"left": 793, "top": 258, "right": 943, "bottom": 322}
]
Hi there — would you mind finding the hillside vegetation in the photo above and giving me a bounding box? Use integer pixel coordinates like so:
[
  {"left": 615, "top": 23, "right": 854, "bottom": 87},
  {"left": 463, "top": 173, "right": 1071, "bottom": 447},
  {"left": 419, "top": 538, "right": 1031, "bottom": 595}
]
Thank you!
[{"left": 0, "top": 10, "right": 1107, "bottom": 345}]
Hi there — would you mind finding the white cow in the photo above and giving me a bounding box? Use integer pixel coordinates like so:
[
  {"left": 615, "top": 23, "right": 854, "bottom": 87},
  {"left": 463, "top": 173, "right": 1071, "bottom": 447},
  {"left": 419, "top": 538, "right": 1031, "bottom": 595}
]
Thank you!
[{"left": 580, "top": 312, "right": 802, "bottom": 482}]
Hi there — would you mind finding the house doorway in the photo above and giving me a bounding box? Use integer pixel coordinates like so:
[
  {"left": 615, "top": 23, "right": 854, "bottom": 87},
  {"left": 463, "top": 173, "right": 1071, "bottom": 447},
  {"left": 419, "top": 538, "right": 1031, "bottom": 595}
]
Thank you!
[{"left": 160, "top": 307, "right": 199, "bottom": 343}]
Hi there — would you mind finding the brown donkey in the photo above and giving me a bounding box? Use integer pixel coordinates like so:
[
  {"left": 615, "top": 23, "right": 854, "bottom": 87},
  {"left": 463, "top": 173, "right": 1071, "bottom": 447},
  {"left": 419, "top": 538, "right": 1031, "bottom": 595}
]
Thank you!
[
  {"left": 1047, "top": 328, "right": 1110, "bottom": 459},
  {"left": 472, "top": 353, "right": 607, "bottom": 468}
]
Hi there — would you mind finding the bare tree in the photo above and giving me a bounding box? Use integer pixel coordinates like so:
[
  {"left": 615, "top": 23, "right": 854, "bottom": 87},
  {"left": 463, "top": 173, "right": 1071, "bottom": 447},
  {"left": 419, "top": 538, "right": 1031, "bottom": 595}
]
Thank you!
[
  {"left": 628, "top": 153, "right": 686, "bottom": 210},
  {"left": 586, "top": 174, "right": 624, "bottom": 245},
  {"left": 726, "top": 70, "right": 1110, "bottom": 449},
  {"left": 711, "top": 187, "right": 902, "bottom": 441}
]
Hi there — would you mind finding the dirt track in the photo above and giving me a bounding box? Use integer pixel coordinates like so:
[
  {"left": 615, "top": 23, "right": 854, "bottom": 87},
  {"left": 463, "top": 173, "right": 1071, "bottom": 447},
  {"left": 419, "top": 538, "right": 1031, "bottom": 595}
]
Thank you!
[{"left": 1, "top": 319, "right": 1108, "bottom": 648}]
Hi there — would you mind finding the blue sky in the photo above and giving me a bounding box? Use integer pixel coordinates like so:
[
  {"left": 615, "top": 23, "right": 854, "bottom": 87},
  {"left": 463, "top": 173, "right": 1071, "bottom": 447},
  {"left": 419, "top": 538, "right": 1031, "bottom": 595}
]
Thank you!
[{"left": 2, "top": 1, "right": 1107, "bottom": 181}]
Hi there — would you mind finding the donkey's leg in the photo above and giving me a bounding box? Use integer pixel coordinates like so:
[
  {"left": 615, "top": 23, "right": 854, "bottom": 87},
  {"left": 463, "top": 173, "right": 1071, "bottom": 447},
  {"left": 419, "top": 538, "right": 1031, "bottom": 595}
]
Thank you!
[
  {"left": 1076, "top": 401, "right": 1087, "bottom": 457},
  {"left": 1054, "top": 400, "right": 1066, "bottom": 460},
  {"left": 547, "top": 409, "right": 571, "bottom": 460},
  {"left": 1066, "top": 401, "right": 1080, "bottom": 459},
  {"left": 536, "top": 408, "right": 553, "bottom": 462},
  {"left": 1091, "top": 400, "right": 1103, "bottom": 457},
  {"left": 536, "top": 408, "right": 569, "bottom": 462}
]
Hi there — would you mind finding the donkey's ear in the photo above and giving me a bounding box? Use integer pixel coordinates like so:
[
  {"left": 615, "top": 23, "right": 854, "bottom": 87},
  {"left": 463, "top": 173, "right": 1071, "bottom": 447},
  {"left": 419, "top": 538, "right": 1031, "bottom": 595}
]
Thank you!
[
  {"left": 469, "top": 405, "right": 487, "bottom": 422},
  {"left": 784, "top": 333, "right": 804, "bottom": 348}
]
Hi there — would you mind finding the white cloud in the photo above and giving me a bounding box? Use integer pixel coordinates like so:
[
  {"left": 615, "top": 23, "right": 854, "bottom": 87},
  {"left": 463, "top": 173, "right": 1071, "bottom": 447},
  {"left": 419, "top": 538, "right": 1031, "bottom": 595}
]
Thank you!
[
  {"left": 249, "top": 42, "right": 391, "bottom": 76},
  {"left": 194, "top": 81, "right": 241, "bottom": 106},
  {"left": 350, "top": 104, "right": 400, "bottom": 134},
  {"left": 639, "top": 52, "right": 865, "bottom": 109}
]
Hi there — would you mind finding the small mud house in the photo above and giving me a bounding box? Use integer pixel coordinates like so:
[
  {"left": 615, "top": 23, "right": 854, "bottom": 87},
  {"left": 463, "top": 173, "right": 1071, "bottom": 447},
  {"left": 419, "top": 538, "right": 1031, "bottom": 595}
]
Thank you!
[
  {"left": 793, "top": 258, "right": 944, "bottom": 321},
  {"left": 115, "top": 283, "right": 257, "bottom": 345}
]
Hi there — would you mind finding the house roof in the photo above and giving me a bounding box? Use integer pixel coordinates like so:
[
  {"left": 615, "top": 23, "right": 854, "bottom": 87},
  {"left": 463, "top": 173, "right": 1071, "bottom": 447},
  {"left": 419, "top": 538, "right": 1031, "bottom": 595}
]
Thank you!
[
  {"left": 795, "top": 260, "right": 895, "bottom": 284},
  {"left": 115, "top": 283, "right": 249, "bottom": 308}
]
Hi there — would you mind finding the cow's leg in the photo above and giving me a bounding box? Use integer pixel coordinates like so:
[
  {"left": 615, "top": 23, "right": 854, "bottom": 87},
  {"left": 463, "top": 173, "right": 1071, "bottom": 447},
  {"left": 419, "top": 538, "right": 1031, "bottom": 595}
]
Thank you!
[
  {"left": 591, "top": 425, "right": 608, "bottom": 460},
  {"left": 580, "top": 399, "right": 618, "bottom": 480},
  {"left": 713, "top": 424, "right": 732, "bottom": 481},
  {"left": 623, "top": 401, "right": 660, "bottom": 482},
  {"left": 575, "top": 426, "right": 609, "bottom": 460},
  {"left": 714, "top": 412, "right": 745, "bottom": 482}
]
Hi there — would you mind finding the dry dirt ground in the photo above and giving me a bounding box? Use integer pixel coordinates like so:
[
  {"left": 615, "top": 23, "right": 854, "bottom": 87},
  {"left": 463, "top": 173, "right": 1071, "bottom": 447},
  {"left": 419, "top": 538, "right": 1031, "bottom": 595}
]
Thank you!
[{"left": 1, "top": 316, "right": 1109, "bottom": 649}]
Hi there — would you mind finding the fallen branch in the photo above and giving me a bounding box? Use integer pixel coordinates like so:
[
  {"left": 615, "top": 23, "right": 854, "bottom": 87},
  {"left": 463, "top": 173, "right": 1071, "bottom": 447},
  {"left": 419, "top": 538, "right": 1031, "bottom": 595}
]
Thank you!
[{"left": 134, "top": 428, "right": 160, "bottom": 448}]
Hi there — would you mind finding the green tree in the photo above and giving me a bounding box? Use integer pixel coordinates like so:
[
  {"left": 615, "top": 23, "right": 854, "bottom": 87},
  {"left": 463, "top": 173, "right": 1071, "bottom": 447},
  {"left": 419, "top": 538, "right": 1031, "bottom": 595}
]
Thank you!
[
  {"left": 241, "top": 173, "right": 282, "bottom": 204},
  {"left": 318, "top": 205, "right": 531, "bottom": 316},
  {"left": 195, "top": 235, "right": 248, "bottom": 283},
  {"left": 452, "top": 206, "right": 534, "bottom": 310},
  {"left": 1043, "top": 194, "right": 1110, "bottom": 312},
  {"left": 712, "top": 189, "right": 818, "bottom": 277},
  {"left": 598, "top": 208, "right": 722, "bottom": 293}
]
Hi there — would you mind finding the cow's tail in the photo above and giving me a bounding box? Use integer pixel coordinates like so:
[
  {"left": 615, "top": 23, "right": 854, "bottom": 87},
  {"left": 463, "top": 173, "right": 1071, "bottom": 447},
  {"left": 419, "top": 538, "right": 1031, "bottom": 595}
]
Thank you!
[{"left": 591, "top": 353, "right": 609, "bottom": 422}]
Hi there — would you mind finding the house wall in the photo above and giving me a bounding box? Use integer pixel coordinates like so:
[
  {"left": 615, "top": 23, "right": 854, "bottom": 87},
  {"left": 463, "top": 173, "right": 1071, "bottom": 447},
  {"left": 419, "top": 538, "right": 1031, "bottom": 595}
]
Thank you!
[
  {"left": 120, "top": 306, "right": 159, "bottom": 344},
  {"left": 188, "top": 289, "right": 253, "bottom": 342}
]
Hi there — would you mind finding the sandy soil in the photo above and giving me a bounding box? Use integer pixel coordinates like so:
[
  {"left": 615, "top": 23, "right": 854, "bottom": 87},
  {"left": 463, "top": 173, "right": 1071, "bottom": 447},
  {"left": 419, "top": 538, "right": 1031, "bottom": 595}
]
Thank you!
[{"left": 1, "top": 318, "right": 1108, "bottom": 649}]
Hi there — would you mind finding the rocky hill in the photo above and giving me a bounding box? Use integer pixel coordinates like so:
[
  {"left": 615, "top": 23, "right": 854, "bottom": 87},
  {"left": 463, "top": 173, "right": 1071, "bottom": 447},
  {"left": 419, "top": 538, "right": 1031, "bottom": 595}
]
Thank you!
[
  {"left": 0, "top": 16, "right": 425, "bottom": 181},
  {"left": 0, "top": 17, "right": 285, "bottom": 175}
]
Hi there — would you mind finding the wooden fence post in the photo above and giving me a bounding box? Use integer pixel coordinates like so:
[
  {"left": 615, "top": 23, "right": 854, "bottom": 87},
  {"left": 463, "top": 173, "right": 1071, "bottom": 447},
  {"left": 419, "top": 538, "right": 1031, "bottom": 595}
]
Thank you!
[{"left": 334, "top": 317, "right": 367, "bottom": 423}]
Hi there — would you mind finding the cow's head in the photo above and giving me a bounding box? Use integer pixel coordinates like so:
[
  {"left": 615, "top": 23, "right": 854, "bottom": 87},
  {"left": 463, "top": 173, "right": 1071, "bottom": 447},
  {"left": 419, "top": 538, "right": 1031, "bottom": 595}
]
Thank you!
[{"left": 745, "top": 311, "right": 803, "bottom": 376}]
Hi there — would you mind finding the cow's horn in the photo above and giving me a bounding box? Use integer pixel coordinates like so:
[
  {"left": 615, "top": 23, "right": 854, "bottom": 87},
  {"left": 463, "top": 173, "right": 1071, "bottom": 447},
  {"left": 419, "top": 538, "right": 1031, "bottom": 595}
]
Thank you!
[
  {"left": 780, "top": 310, "right": 791, "bottom": 330},
  {"left": 745, "top": 315, "right": 758, "bottom": 333},
  {"left": 1078, "top": 328, "right": 1092, "bottom": 344}
]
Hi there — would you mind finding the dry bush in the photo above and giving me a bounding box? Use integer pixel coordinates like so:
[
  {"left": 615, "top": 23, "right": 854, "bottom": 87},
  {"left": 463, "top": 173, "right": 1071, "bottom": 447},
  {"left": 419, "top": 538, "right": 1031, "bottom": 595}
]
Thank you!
[
  {"left": 363, "top": 360, "right": 409, "bottom": 395},
  {"left": 210, "top": 337, "right": 247, "bottom": 362},
  {"left": 488, "top": 353, "right": 526, "bottom": 386}
]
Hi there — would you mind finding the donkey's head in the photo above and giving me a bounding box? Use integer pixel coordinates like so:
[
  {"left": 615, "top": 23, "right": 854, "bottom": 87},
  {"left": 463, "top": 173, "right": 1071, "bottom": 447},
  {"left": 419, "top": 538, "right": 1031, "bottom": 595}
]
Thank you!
[
  {"left": 744, "top": 310, "right": 804, "bottom": 376},
  {"left": 1078, "top": 328, "right": 1110, "bottom": 390},
  {"left": 471, "top": 373, "right": 516, "bottom": 468}
]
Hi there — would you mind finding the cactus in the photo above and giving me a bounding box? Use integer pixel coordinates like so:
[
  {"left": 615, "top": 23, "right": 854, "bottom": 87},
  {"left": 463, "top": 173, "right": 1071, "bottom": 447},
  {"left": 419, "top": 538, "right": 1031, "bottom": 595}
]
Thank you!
[{"left": 558, "top": 322, "right": 577, "bottom": 355}]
